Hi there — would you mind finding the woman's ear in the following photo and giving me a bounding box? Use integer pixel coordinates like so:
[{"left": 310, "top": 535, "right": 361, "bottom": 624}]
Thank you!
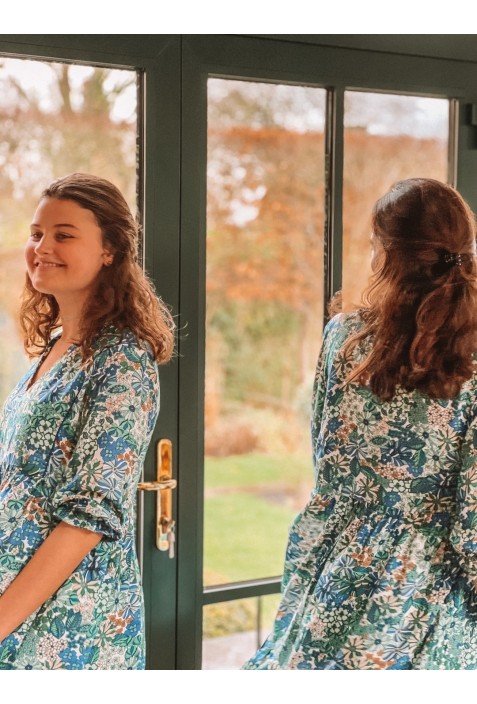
[{"left": 102, "top": 251, "right": 114, "bottom": 267}]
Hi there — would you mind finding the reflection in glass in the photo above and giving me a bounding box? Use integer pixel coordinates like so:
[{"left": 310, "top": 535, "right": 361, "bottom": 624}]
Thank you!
[
  {"left": 205, "top": 79, "right": 326, "bottom": 587},
  {"left": 0, "top": 58, "right": 137, "bottom": 404},
  {"left": 342, "top": 92, "right": 449, "bottom": 309}
]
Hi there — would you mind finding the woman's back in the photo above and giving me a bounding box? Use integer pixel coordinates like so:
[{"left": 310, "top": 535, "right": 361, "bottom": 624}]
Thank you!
[
  {"left": 314, "top": 311, "right": 475, "bottom": 523},
  {"left": 244, "top": 311, "right": 477, "bottom": 670}
]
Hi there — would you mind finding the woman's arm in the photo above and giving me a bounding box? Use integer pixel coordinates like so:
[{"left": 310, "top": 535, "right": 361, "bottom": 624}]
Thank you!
[{"left": 0, "top": 522, "right": 101, "bottom": 643}]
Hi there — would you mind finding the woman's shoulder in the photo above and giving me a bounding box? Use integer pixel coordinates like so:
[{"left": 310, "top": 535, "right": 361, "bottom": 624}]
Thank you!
[
  {"left": 323, "top": 310, "right": 364, "bottom": 342},
  {"left": 319, "top": 311, "right": 366, "bottom": 369},
  {"left": 89, "top": 324, "right": 157, "bottom": 371}
]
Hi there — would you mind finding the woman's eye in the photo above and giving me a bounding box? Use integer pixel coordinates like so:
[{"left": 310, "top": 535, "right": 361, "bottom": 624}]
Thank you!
[{"left": 29, "top": 231, "right": 73, "bottom": 241}]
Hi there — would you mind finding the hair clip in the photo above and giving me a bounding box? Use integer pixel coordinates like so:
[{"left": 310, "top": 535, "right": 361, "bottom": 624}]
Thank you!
[{"left": 444, "top": 253, "right": 463, "bottom": 266}]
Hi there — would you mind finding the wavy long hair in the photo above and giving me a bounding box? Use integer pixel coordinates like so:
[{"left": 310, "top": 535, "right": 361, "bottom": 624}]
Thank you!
[
  {"left": 20, "top": 172, "right": 175, "bottom": 364},
  {"left": 343, "top": 178, "right": 477, "bottom": 401}
]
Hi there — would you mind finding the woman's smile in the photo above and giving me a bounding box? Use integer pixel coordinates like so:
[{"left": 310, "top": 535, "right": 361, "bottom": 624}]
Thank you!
[{"left": 34, "top": 260, "right": 66, "bottom": 269}]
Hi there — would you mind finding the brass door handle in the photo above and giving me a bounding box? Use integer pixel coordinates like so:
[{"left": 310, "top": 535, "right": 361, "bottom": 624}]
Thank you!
[
  {"left": 137, "top": 478, "right": 177, "bottom": 491},
  {"left": 138, "top": 439, "right": 176, "bottom": 553}
]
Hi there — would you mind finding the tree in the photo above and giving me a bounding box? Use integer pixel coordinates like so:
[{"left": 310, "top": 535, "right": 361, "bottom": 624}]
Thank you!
[{"left": 205, "top": 80, "right": 448, "bottom": 454}]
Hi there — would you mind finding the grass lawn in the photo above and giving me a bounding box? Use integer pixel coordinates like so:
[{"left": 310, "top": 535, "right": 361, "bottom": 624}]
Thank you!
[
  {"left": 204, "top": 452, "right": 313, "bottom": 585},
  {"left": 204, "top": 492, "right": 297, "bottom": 584},
  {"left": 205, "top": 452, "right": 312, "bottom": 489}
]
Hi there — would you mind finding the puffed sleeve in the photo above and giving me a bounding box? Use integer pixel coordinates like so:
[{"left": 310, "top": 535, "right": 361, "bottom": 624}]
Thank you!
[
  {"left": 449, "top": 411, "right": 477, "bottom": 580},
  {"left": 50, "top": 341, "right": 160, "bottom": 541}
]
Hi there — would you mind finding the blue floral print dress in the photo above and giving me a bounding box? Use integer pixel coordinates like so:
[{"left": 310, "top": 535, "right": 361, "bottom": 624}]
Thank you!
[
  {"left": 244, "top": 312, "right": 477, "bottom": 670},
  {"left": 0, "top": 325, "right": 159, "bottom": 669}
]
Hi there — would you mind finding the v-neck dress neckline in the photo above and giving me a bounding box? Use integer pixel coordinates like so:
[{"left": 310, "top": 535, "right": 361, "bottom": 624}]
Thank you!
[{"left": 24, "top": 336, "right": 78, "bottom": 395}]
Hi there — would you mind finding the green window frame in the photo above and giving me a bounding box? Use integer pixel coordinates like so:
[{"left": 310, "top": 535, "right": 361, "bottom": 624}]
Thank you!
[{"left": 1, "top": 34, "right": 477, "bottom": 669}]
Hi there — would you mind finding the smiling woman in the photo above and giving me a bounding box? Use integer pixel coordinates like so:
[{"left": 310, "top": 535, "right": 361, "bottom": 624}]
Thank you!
[
  {"left": 23, "top": 197, "right": 114, "bottom": 387},
  {"left": 0, "top": 173, "right": 175, "bottom": 670},
  {"left": 26, "top": 198, "right": 112, "bottom": 302}
]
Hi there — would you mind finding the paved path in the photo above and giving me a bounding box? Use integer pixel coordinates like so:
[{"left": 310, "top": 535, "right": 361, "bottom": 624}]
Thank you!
[{"left": 203, "top": 631, "right": 261, "bottom": 669}]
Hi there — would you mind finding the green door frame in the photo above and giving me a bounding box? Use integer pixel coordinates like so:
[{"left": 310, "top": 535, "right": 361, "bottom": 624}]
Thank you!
[
  {"left": 2, "top": 34, "right": 477, "bottom": 670},
  {"left": 0, "top": 34, "right": 181, "bottom": 670},
  {"left": 179, "top": 33, "right": 477, "bottom": 668}
]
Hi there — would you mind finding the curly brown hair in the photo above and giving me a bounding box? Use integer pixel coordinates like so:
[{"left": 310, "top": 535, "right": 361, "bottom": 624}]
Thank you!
[
  {"left": 343, "top": 178, "right": 477, "bottom": 401},
  {"left": 20, "top": 172, "right": 175, "bottom": 364}
]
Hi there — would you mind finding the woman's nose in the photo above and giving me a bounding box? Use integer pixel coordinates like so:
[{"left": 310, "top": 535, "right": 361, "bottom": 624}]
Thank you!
[{"left": 34, "top": 235, "right": 53, "bottom": 254}]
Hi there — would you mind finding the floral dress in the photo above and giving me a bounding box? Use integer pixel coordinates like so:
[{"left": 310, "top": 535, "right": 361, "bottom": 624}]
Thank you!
[
  {"left": 243, "top": 311, "right": 477, "bottom": 670},
  {"left": 0, "top": 325, "right": 160, "bottom": 669}
]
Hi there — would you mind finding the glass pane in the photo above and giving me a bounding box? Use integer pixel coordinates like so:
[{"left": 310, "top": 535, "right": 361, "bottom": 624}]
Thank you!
[
  {"left": 0, "top": 57, "right": 137, "bottom": 404},
  {"left": 202, "top": 594, "right": 281, "bottom": 669},
  {"left": 205, "top": 79, "right": 326, "bottom": 586},
  {"left": 342, "top": 92, "right": 449, "bottom": 309}
]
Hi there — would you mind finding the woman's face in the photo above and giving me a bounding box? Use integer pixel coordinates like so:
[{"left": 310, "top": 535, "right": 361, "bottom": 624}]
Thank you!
[{"left": 25, "top": 197, "right": 112, "bottom": 302}]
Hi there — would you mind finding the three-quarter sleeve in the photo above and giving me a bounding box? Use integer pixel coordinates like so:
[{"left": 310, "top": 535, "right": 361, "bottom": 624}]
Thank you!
[
  {"left": 449, "top": 412, "right": 477, "bottom": 580},
  {"left": 50, "top": 342, "right": 160, "bottom": 541}
]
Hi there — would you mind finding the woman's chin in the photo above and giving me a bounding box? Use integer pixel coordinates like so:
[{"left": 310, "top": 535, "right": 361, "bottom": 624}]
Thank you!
[{"left": 29, "top": 280, "right": 58, "bottom": 295}]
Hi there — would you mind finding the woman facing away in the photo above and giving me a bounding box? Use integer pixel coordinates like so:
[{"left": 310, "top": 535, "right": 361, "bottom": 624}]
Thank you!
[
  {"left": 243, "top": 177, "right": 477, "bottom": 670},
  {"left": 0, "top": 173, "right": 174, "bottom": 669}
]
